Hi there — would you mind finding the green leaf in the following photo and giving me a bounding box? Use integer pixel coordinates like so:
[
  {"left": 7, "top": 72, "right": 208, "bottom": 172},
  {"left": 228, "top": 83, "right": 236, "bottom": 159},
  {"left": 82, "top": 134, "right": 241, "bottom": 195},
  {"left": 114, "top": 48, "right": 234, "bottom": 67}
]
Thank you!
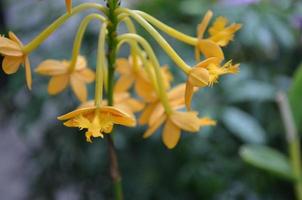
[
  {"left": 227, "top": 80, "right": 276, "bottom": 103},
  {"left": 240, "top": 145, "right": 294, "bottom": 180},
  {"left": 289, "top": 64, "right": 302, "bottom": 132},
  {"left": 222, "top": 107, "right": 266, "bottom": 144}
]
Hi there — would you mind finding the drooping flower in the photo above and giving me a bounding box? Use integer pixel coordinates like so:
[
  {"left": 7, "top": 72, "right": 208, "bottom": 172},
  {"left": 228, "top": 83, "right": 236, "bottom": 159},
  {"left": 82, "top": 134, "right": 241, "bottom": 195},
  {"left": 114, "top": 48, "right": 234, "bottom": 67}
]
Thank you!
[
  {"left": 58, "top": 105, "right": 136, "bottom": 142},
  {"left": 65, "top": 0, "right": 72, "bottom": 13},
  {"left": 35, "top": 55, "right": 95, "bottom": 102},
  {"left": 80, "top": 91, "right": 145, "bottom": 117},
  {"left": 185, "top": 57, "right": 239, "bottom": 110},
  {"left": 142, "top": 98, "right": 216, "bottom": 149},
  {"left": 115, "top": 55, "right": 173, "bottom": 102},
  {"left": 139, "top": 83, "right": 187, "bottom": 125},
  {"left": 0, "top": 32, "right": 32, "bottom": 89},
  {"left": 195, "top": 10, "right": 241, "bottom": 61}
]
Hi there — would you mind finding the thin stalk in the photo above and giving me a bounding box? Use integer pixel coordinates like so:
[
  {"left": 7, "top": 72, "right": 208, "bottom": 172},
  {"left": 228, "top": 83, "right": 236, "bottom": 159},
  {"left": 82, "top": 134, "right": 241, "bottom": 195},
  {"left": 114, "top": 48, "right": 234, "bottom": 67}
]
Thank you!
[
  {"left": 135, "top": 10, "right": 197, "bottom": 45},
  {"left": 117, "top": 34, "right": 173, "bottom": 114},
  {"left": 68, "top": 14, "right": 106, "bottom": 72},
  {"left": 116, "top": 8, "right": 191, "bottom": 74},
  {"left": 106, "top": 1, "right": 123, "bottom": 200},
  {"left": 95, "top": 23, "right": 107, "bottom": 107},
  {"left": 23, "top": 3, "right": 107, "bottom": 53},
  {"left": 277, "top": 92, "right": 302, "bottom": 200}
]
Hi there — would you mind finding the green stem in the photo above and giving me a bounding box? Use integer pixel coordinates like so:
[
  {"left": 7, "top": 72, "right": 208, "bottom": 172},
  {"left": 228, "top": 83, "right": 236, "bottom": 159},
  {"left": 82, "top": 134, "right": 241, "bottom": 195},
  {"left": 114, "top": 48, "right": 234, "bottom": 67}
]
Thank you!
[
  {"left": 277, "top": 92, "right": 302, "bottom": 200},
  {"left": 68, "top": 14, "right": 106, "bottom": 72},
  {"left": 23, "top": 3, "right": 107, "bottom": 53},
  {"left": 106, "top": 1, "right": 123, "bottom": 200}
]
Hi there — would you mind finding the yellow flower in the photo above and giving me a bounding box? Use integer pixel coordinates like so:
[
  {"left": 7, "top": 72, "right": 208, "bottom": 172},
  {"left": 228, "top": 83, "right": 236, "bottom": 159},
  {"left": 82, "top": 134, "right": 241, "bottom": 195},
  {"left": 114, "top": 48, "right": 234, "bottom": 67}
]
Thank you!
[
  {"left": 195, "top": 10, "right": 241, "bottom": 61},
  {"left": 185, "top": 57, "right": 239, "bottom": 110},
  {"left": 80, "top": 91, "right": 145, "bottom": 117},
  {"left": 65, "top": 0, "right": 72, "bottom": 13},
  {"left": 143, "top": 99, "right": 216, "bottom": 149},
  {"left": 35, "top": 55, "right": 95, "bottom": 102},
  {"left": 0, "top": 32, "right": 32, "bottom": 89},
  {"left": 115, "top": 55, "right": 173, "bottom": 102},
  {"left": 58, "top": 105, "right": 136, "bottom": 142},
  {"left": 139, "top": 83, "right": 187, "bottom": 125}
]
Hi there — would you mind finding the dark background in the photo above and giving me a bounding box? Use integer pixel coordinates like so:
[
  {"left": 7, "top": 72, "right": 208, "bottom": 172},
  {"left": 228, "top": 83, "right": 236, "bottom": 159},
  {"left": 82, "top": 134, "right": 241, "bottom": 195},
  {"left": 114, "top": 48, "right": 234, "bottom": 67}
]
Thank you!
[{"left": 0, "top": 0, "right": 302, "bottom": 199}]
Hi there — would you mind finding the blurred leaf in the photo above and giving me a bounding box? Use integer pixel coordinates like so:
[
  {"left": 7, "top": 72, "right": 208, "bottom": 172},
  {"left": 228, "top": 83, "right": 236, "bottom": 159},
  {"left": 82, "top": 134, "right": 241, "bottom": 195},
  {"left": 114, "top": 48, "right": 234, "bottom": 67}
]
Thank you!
[
  {"left": 222, "top": 107, "right": 266, "bottom": 144},
  {"left": 240, "top": 145, "right": 294, "bottom": 180},
  {"left": 227, "top": 80, "right": 276, "bottom": 102},
  {"left": 289, "top": 64, "right": 302, "bottom": 132}
]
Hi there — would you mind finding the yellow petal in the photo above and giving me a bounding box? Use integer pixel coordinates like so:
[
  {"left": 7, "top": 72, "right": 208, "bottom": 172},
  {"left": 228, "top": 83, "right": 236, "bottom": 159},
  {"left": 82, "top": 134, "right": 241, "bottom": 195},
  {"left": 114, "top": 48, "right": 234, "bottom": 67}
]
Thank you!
[
  {"left": 65, "top": 0, "right": 72, "bottom": 13},
  {"left": 135, "top": 76, "right": 156, "bottom": 102},
  {"left": 24, "top": 57, "right": 32, "bottom": 90},
  {"left": 195, "top": 57, "right": 222, "bottom": 68},
  {"left": 188, "top": 67, "right": 209, "bottom": 87},
  {"left": 0, "top": 36, "right": 23, "bottom": 56},
  {"left": 35, "top": 60, "right": 68, "bottom": 76},
  {"left": 75, "top": 55, "right": 87, "bottom": 70},
  {"left": 79, "top": 68, "right": 95, "bottom": 83},
  {"left": 2, "top": 56, "right": 22, "bottom": 74},
  {"left": 148, "top": 103, "right": 165, "bottom": 126},
  {"left": 114, "top": 74, "right": 134, "bottom": 93},
  {"left": 116, "top": 58, "right": 131, "bottom": 74},
  {"left": 139, "top": 103, "right": 157, "bottom": 125},
  {"left": 58, "top": 107, "right": 96, "bottom": 120},
  {"left": 8, "top": 32, "right": 23, "bottom": 46},
  {"left": 197, "top": 10, "right": 213, "bottom": 39},
  {"left": 185, "top": 81, "right": 194, "bottom": 111},
  {"left": 170, "top": 111, "right": 201, "bottom": 132},
  {"left": 70, "top": 75, "right": 87, "bottom": 103},
  {"left": 198, "top": 39, "right": 224, "bottom": 60},
  {"left": 48, "top": 74, "right": 69, "bottom": 95},
  {"left": 143, "top": 114, "right": 166, "bottom": 138},
  {"left": 112, "top": 114, "right": 136, "bottom": 127},
  {"left": 199, "top": 117, "right": 216, "bottom": 126},
  {"left": 162, "top": 119, "right": 181, "bottom": 149},
  {"left": 124, "top": 98, "right": 145, "bottom": 113},
  {"left": 209, "top": 16, "right": 228, "bottom": 35}
]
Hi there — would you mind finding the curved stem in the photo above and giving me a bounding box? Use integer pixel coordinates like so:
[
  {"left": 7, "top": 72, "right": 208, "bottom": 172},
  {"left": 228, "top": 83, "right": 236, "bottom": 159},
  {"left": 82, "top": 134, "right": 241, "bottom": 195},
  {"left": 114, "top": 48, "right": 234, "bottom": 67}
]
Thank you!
[
  {"left": 117, "top": 33, "right": 173, "bottom": 114},
  {"left": 95, "top": 23, "right": 107, "bottom": 107},
  {"left": 23, "top": 3, "right": 107, "bottom": 53},
  {"left": 116, "top": 8, "right": 191, "bottom": 74},
  {"left": 68, "top": 14, "right": 106, "bottom": 72},
  {"left": 118, "top": 17, "right": 159, "bottom": 93},
  {"left": 134, "top": 10, "right": 198, "bottom": 45}
]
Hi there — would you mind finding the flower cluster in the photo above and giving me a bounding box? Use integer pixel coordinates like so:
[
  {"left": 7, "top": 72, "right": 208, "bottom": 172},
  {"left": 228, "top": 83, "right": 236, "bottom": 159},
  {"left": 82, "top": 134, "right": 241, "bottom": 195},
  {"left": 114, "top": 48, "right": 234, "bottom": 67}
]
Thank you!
[{"left": 0, "top": 2, "right": 240, "bottom": 149}]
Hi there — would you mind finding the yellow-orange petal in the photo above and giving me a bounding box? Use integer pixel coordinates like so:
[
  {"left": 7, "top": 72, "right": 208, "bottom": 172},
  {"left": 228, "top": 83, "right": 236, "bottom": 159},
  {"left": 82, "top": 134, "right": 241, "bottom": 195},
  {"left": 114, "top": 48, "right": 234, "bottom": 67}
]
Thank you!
[
  {"left": 112, "top": 114, "right": 136, "bottom": 127},
  {"left": 114, "top": 74, "right": 134, "bottom": 93},
  {"left": 135, "top": 76, "right": 156, "bottom": 102},
  {"left": 162, "top": 119, "right": 181, "bottom": 149},
  {"left": 8, "top": 32, "right": 23, "bottom": 46},
  {"left": 48, "top": 74, "right": 69, "bottom": 95},
  {"left": 170, "top": 111, "right": 201, "bottom": 132},
  {"left": 75, "top": 55, "right": 87, "bottom": 70},
  {"left": 198, "top": 39, "right": 224, "bottom": 60},
  {"left": 0, "top": 36, "right": 23, "bottom": 57},
  {"left": 143, "top": 114, "right": 166, "bottom": 138},
  {"left": 188, "top": 67, "right": 209, "bottom": 87},
  {"left": 70, "top": 75, "right": 87, "bottom": 103},
  {"left": 185, "top": 81, "right": 194, "bottom": 111},
  {"left": 139, "top": 103, "right": 157, "bottom": 125},
  {"left": 168, "top": 83, "right": 186, "bottom": 101},
  {"left": 199, "top": 117, "right": 216, "bottom": 126},
  {"left": 2, "top": 56, "right": 22, "bottom": 74},
  {"left": 35, "top": 60, "right": 68, "bottom": 76},
  {"left": 65, "top": 0, "right": 72, "bottom": 13},
  {"left": 116, "top": 58, "right": 131, "bottom": 74},
  {"left": 79, "top": 68, "right": 95, "bottom": 83},
  {"left": 195, "top": 57, "right": 222, "bottom": 68},
  {"left": 197, "top": 10, "right": 213, "bottom": 39},
  {"left": 148, "top": 103, "right": 165, "bottom": 126},
  {"left": 58, "top": 107, "right": 96, "bottom": 120},
  {"left": 24, "top": 57, "right": 32, "bottom": 90}
]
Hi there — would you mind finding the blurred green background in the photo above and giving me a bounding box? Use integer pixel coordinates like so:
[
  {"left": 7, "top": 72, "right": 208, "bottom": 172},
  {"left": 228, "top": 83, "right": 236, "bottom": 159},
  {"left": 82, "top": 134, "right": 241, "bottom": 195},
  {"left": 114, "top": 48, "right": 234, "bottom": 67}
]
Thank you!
[{"left": 0, "top": 0, "right": 302, "bottom": 199}]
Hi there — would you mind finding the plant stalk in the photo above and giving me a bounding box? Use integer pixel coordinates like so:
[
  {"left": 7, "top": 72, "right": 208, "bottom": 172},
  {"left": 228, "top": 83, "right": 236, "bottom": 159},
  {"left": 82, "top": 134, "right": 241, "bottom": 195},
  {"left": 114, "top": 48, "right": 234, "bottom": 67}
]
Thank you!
[
  {"left": 106, "top": 0, "right": 123, "bottom": 200},
  {"left": 277, "top": 92, "right": 302, "bottom": 200}
]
